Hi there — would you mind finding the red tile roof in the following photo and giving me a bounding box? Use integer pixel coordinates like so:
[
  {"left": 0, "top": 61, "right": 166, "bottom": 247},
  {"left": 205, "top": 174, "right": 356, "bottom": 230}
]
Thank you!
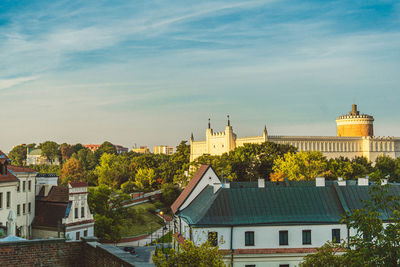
[
  {"left": 43, "top": 186, "right": 69, "bottom": 202},
  {"left": 70, "top": 181, "right": 88, "bottom": 188},
  {"left": 0, "top": 150, "right": 9, "bottom": 163},
  {"left": 0, "top": 172, "right": 18, "bottom": 183},
  {"left": 171, "top": 164, "right": 211, "bottom": 214},
  {"left": 7, "top": 165, "right": 37, "bottom": 173}
]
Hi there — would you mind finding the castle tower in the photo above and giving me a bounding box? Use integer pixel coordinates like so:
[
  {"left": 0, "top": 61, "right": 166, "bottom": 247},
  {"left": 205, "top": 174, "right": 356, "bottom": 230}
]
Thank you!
[{"left": 336, "top": 104, "right": 374, "bottom": 137}]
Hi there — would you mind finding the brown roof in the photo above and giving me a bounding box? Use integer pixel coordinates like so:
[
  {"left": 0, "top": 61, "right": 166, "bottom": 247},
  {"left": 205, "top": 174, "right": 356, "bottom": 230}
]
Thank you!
[
  {"left": 32, "top": 201, "right": 68, "bottom": 228},
  {"left": 43, "top": 186, "right": 69, "bottom": 202},
  {"left": 7, "top": 165, "right": 37, "bottom": 173},
  {"left": 0, "top": 172, "right": 18, "bottom": 183},
  {"left": 173, "top": 232, "right": 186, "bottom": 245},
  {"left": 171, "top": 164, "right": 211, "bottom": 214},
  {"left": 70, "top": 181, "right": 88, "bottom": 188}
]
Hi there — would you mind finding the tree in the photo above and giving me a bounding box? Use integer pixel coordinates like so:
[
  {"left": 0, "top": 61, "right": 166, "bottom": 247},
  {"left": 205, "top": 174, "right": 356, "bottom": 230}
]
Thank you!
[
  {"left": 153, "top": 239, "right": 226, "bottom": 267},
  {"left": 72, "top": 148, "right": 97, "bottom": 170},
  {"left": 60, "top": 143, "right": 74, "bottom": 162},
  {"left": 134, "top": 168, "right": 156, "bottom": 190},
  {"left": 95, "top": 141, "right": 116, "bottom": 160},
  {"left": 8, "top": 144, "right": 27, "bottom": 166},
  {"left": 301, "top": 182, "right": 400, "bottom": 266},
  {"left": 39, "top": 141, "right": 60, "bottom": 164},
  {"left": 95, "top": 153, "right": 132, "bottom": 187},
  {"left": 120, "top": 180, "right": 137, "bottom": 194},
  {"left": 60, "top": 158, "right": 84, "bottom": 185},
  {"left": 374, "top": 155, "right": 399, "bottom": 182},
  {"left": 273, "top": 151, "right": 328, "bottom": 181},
  {"left": 160, "top": 183, "right": 181, "bottom": 206},
  {"left": 88, "top": 185, "right": 131, "bottom": 243}
]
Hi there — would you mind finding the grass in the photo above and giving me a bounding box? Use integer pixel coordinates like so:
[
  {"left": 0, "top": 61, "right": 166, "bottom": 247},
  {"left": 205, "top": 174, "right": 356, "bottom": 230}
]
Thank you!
[
  {"left": 120, "top": 202, "right": 164, "bottom": 237},
  {"left": 152, "top": 231, "right": 173, "bottom": 244}
]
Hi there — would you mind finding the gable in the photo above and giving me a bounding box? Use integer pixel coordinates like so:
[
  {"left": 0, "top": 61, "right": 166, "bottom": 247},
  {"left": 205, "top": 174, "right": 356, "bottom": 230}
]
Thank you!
[{"left": 171, "top": 165, "right": 221, "bottom": 214}]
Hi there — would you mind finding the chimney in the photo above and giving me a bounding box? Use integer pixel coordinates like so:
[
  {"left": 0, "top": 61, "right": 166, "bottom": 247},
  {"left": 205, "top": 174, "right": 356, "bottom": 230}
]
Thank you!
[
  {"left": 315, "top": 177, "right": 325, "bottom": 187},
  {"left": 258, "top": 178, "right": 265, "bottom": 188},
  {"left": 337, "top": 177, "right": 346, "bottom": 186},
  {"left": 358, "top": 177, "right": 369, "bottom": 186}
]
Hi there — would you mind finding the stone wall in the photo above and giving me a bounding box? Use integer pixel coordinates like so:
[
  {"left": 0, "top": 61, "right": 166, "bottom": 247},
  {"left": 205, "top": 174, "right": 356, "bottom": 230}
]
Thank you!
[{"left": 0, "top": 238, "right": 137, "bottom": 267}]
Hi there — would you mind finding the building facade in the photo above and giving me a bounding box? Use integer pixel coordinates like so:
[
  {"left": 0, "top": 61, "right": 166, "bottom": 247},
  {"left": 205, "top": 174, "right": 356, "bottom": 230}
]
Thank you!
[
  {"left": 172, "top": 165, "right": 395, "bottom": 267},
  {"left": 190, "top": 105, "right": 400, "bottom": 162},
  {"left": 154, "top": 145, "right": 174, "bottom": 155},
  {"left": 0, "top": 151, "right": 37, "bottom": 238},
  {"left": 32, "top": 182, "right": 94, "bottom": 241},
  {"left": 26, "top": 148, "right": 60, "bottom": 165}
]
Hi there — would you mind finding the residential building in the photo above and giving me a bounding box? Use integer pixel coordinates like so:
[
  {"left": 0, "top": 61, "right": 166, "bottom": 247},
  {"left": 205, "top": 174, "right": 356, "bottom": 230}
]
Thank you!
[
  {"left": 32, "top": 182, "right": 94, "bottom": 241},
  {"left": 0, "top": 150, "right": 37, "bottom": 238},
  {"left": 132, "top": 146, "right": 150, "bottom": 154},
  {"left": 84, "top": 144, "right": 128, "bottom": 154},
  {"left": 190, "top": 105, "right": 400, "bottom": 162},
  {"left": 26, "top": 148, "right": 60, "bottom": 165},
  {"left": 172, "top": 165, "right": 398, "bottom": 266},
  {"left": 153, "top": 145, "right": 174, "bottom": 155}
]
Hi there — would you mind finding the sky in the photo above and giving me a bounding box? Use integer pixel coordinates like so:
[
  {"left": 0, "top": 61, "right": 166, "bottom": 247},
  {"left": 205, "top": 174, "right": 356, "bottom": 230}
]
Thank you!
[{"left": 0, "top": 0, "right": 399, "bottom": 152}]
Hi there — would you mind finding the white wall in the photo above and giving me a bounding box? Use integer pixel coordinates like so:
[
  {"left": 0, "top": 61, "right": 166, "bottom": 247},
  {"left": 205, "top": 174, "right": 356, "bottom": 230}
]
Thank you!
[{"left": 179, "top": 167, "right": 220, "bottom": 212}]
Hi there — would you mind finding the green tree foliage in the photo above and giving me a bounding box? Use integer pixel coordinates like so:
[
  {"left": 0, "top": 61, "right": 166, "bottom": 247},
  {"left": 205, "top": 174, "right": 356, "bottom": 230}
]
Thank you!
[
  {"left": 60, "top": 158, "right": 84, "bottom": 185},
  {"left": 95, "top": 153, "right": 132, "bottom": 187},
  {"left": 72, "top": 147, "right": 97, "bottom": 170},
  {"left": 60, "top": 143, "right": 74, "bottom": 162},
  {"left": 39, "top": 141, "right": 60, "bottom": 164},
  {"left": 29, "top": 164, "right": 61, "bottom": 175},
  {"left": 153, "top": 239, "right": 226, "bottom": 267},
  {"left": 120, "top": 180, "right": 137, "bottom": 194},
  {"left": 374, "top": 155, "right": 400, "bottom": 182},
  {"left": 8, "top": 144, "right": 27, "bottom": 166},
  {"left": 301, "top": 182, "right": 400, "bottom": 267},
  {"left": 326, "top": 156, "right": 373, "bottom": 180},
  {"left": 134, "top": 168, "right": 156, "bottom": 190},
  {"left": 95, "top": 141, "right": 116, "bottom": 160},
  {"left": 273, "top": 151, "right": 328, "bottom": 181},
  {"left": 88, "top": 185, "right": 132, "bottom": 242},
  {"left": 160, "top": 183, "right": 181, "bottom": 207}
]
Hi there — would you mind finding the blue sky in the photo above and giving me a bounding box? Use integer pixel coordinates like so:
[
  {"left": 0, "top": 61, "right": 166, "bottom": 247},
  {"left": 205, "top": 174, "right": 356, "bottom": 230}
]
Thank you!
[{"left": 0, "top": 0, "right": 399, "bottom": 152}]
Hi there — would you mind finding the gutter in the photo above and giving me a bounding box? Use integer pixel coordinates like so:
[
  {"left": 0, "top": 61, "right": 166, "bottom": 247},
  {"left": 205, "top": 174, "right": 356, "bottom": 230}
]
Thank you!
[{"left": 230, "top": 225, "right": 234, "bottom": 266}]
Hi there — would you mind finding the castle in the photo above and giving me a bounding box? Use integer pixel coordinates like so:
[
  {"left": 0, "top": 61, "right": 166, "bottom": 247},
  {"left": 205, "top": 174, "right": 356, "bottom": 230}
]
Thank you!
[{"left": 190, "top": 105, "right": 400, "bottom": 162}]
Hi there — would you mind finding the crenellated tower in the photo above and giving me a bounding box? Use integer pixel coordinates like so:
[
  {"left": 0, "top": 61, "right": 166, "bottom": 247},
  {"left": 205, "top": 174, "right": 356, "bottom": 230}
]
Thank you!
[{"left": 336, "top": 104, "right": 374, "bottom": 137}]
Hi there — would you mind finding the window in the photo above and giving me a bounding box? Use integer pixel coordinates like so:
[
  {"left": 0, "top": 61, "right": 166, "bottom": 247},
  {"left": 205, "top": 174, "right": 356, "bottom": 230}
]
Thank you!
[
  {"left": 76, "top": 232, "right": 80, "bottom": 240},
  {"left": 302, "top": 230, "right": 311, "bottom": 245},
  {"left": 81, "top": 207, "right": 85, "bottom": 218},
  {"left": 75, "top": 208, "right": 78, "bottom": 219},
  {"left": 279, "top": 231, "right": 288, "bottom": 246},
  {"left": 17, "top": 204, "right": 20, "bottom": 215},
  {"left": 28, "top": 180, "right": 31, "bottom": 191},
  {"left": 245, "top": 265, "right": 256, "bottom": 267},
  {"left": 245, "top": 231, "right": 254, "bottom": 246},
  {"left": 332, "top": 229, "right": 340, "bottom": 243},
  {"left": 279, "top": 265, "right": 290, "bottom": 267},
  {"left": 23, "top": 203, "right": 26, "bottom": 214},
  {"left": 6, "top": 192, "right": 10, "bottom": 208},
  {"left": 84, "top": 230, "right": 88, "bottom": 237},
  {"left": 0, "top": 192, "right": 2, "bottom": 209},
  {"left": 28, "top": 202, "right": 31, "bottom": 213},
  {"left": 17, "top": 182, "right": 20, "bottom": 192},
  {"left": 208, "top": 231, "right": 218, "bottom": 246},
  {"left": 23, "top": 181, "right": 26, "bottom": 192}
]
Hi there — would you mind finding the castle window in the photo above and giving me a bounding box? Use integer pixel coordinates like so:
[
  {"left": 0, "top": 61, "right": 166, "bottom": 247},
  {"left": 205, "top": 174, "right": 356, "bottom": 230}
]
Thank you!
[
  {"left": 245, "top": 231, "right": 254, "bottom": 246},
  {"left": 279, "top": 230, "right": 288, "bottom": 245},
  {"left": 75, "top": 208, "right": 79, "bottom": 219},
  {"left": 23, "top": 181, "right": 26, "bottom": 192},
  {"left": 6, "top": 192, "right": 10, "bottom": 208},
  {"left": 302, "top": 230, "right": 311, "bottom": 245},
  {"left": 17, "top": 204, "right": 20, "bottom": 215},
  {"left": 28, "top": 202, "right": 31, "bottom": 213},
  {"left": 28, "top": 180, "right": 31, "bottom": 191}
]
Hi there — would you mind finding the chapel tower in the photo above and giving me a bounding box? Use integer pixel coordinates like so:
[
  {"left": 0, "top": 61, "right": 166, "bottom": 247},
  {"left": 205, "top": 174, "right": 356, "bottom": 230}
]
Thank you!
[{"left": 336, "top": 104, "right": 374, "bottom": 137}]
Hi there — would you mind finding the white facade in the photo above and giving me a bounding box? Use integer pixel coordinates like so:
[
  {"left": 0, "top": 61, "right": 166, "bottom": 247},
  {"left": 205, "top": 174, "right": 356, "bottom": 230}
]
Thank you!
[{"left": 0, "top": 170, "right": 37, "bottom": 238}]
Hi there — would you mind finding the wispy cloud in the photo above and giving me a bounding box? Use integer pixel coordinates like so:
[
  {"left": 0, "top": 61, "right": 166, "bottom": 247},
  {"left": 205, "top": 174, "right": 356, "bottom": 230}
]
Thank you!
[{"left": 0, "top": 76, "right": 37, "bottom": 90}]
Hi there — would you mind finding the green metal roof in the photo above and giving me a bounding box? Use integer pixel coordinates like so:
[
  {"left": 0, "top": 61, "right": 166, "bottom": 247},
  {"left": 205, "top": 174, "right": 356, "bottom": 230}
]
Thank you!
[{"left": 179, "top": 182, "right": 400, "bottom": 227}]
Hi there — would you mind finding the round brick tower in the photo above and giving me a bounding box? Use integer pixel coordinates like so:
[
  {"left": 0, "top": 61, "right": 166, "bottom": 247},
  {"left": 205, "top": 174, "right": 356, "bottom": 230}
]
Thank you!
[{"left": 336, "top": 104, "right": 374, "bottom": 137}]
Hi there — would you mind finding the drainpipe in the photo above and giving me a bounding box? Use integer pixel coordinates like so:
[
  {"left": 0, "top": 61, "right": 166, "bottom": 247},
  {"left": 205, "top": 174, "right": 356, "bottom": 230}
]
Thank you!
[{"left": 230, "top": 226, "right": 234, "bottom": 266}]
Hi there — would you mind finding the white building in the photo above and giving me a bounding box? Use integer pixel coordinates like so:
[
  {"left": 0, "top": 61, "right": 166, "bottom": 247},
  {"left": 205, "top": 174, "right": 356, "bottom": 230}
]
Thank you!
[
  {"left": 171, "top": 165, "right": 390, "bottom": 267},
  {"left": 32, "top": 181, "right": 94, "bottom": 241},
  {"left": 0, "top": 151, "right": 37, "bottom": 238}
]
